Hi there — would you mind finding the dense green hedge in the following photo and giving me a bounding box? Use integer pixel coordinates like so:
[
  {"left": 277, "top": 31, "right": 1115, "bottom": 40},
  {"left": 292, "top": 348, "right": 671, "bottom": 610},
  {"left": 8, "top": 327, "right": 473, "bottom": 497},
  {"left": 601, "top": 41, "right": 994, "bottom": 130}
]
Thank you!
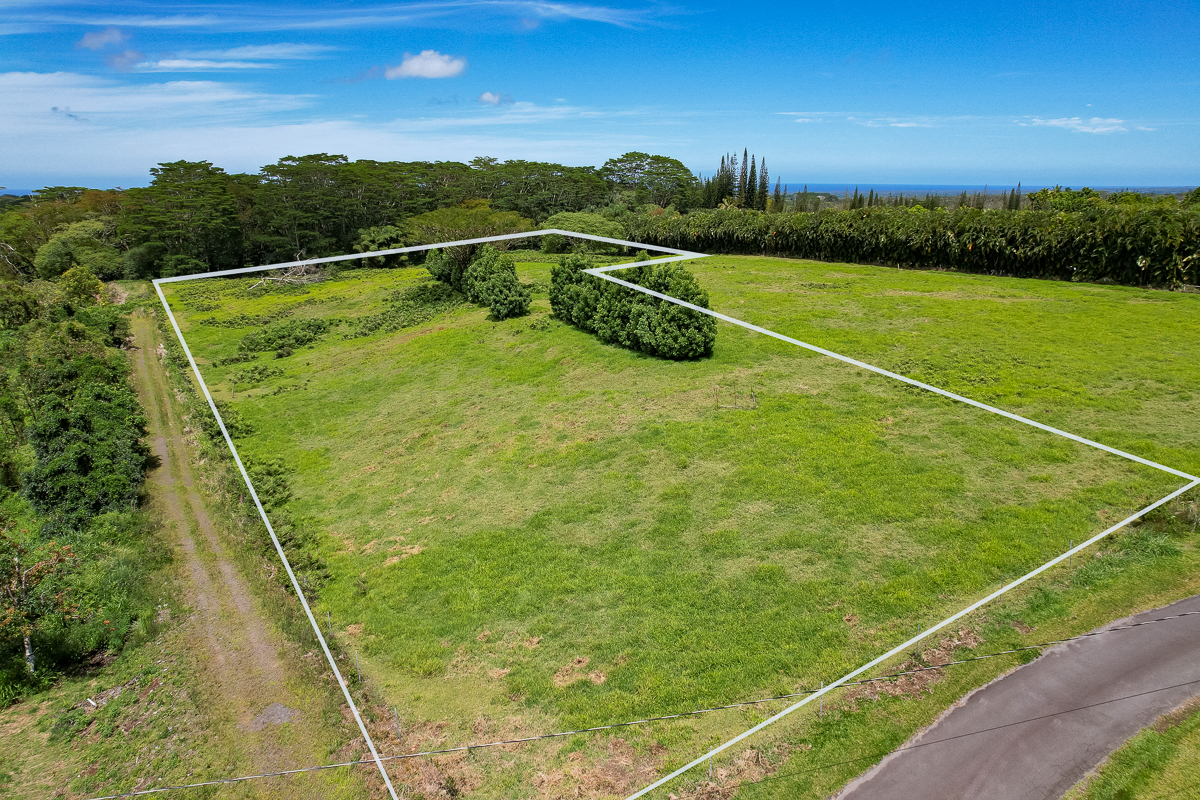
[
  {"left": 429, "top": 245, "right": 531, "bottom": 320},
  {"left": 550, "top": 253, "right": 717, "bottom": 359},
  {"left": 625, "top": 207, "right": 1200, "bottom": 286}
]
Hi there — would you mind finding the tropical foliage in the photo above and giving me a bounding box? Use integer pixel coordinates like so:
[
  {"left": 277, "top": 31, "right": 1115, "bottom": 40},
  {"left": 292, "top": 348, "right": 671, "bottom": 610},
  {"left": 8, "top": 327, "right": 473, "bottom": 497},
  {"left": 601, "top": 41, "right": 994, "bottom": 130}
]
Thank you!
[
  {"left": 2, "top": 153, "right": 1198, "bottom": 290},
  {"left": 626, "top": 206, "right": 1200, "bottom": 287},
  {"left": 0, "top": 274, "right": 160, "bottom": 693},
  {"left": 550, "top": 252, "right": 717, "bottom": 359}
]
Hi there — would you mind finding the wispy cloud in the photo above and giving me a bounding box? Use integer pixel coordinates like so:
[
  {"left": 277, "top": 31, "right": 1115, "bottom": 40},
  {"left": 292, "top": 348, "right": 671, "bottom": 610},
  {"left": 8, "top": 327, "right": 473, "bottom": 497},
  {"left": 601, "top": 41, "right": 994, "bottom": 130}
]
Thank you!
[
  {"left": 135, "top": 59, "right": 277, "bottom": 71},
  {"left": 385, "top": 50, "right": 466, "bottom": 79},
  {"left": 387, "top": 100, "right": 604, "bottom": 131},
  {"left": 1021, "top": 116, "right": 1127, "bottom": 134},
  {"left": 106, "top": 49, "right": 144, "bottom": 71},
  {"left": 183, "top": 43, "right": 339, "bottom": 60},
  {"left": 6, "top": 1, "right": 663, "bottom": 32},
  {"left": 1, "top": 71, "right": 314, "bottom": 131},
  {"left": 1, "top": 73, "right": 645, "bottom": 187},
  {"left": 129, "top": 43, "right": 339, "bottom": 73},
  {"left": 478, "top": 91, "right": 513, "bottom": 104},
  {"left": 76, "top": 26, "right": 127, "bottom": 50}
]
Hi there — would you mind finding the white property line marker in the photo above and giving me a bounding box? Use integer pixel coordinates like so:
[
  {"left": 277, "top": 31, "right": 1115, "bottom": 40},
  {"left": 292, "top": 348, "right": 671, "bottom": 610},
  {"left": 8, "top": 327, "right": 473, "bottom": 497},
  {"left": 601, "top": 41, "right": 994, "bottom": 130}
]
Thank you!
[{"left": 152, "top": 231, "right": 1198, "bottom": 800}]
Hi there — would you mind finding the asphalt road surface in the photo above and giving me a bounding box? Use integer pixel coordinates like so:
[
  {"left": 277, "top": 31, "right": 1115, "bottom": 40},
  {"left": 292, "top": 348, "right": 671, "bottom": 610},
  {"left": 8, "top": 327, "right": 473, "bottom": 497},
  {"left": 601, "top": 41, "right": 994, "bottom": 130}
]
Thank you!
[{"left": 838, "top": 593, "right": 1200, "bottom": 800}]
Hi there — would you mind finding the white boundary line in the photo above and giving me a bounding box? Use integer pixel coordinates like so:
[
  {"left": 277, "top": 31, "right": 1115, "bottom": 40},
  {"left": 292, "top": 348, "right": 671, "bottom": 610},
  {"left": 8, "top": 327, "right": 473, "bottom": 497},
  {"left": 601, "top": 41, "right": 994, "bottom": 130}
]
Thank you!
[{"left": 151, "top": 230, "right": 1198, "bottom": 799}]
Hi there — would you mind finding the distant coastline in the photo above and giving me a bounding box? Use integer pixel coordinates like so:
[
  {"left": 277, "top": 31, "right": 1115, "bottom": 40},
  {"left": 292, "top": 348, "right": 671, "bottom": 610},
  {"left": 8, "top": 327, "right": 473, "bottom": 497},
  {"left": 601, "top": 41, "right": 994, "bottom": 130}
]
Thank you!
[
  {"left": 4, "top": 183, "right": 1196, "bottom": 200},
  {"left": 780, "top": 184, "right": 1196, "bottom": 196}
]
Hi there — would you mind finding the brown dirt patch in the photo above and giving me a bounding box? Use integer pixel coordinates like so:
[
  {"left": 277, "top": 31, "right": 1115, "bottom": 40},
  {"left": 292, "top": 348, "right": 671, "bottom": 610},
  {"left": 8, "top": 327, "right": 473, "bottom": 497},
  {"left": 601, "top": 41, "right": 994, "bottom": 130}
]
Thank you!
[
  {"left": 532, "top": 737, "right": 665, "bottom": 798},
  {"left": 843, "top": 627, "right": 984, "bottom": 707},
  {"left": 553, "top": 657, "right": 591, "bottom": 687}
]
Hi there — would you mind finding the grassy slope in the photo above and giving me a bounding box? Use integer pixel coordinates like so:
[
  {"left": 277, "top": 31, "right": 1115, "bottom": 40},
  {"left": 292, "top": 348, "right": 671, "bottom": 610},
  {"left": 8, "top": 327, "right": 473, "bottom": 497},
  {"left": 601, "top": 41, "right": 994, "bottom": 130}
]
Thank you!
[
  {"left": 162, "top": 257, "right": 1200, "bottom": 797},
  {"left": 1063, "top": 698, "right": 1200, "bottom": 800}
]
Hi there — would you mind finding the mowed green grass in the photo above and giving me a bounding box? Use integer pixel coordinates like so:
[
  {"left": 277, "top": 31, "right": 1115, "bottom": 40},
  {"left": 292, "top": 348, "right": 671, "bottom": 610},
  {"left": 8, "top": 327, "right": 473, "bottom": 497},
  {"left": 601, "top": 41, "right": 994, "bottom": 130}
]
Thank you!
[{"left": 162, "top": 256, "right": 1199, "bottom": 754}]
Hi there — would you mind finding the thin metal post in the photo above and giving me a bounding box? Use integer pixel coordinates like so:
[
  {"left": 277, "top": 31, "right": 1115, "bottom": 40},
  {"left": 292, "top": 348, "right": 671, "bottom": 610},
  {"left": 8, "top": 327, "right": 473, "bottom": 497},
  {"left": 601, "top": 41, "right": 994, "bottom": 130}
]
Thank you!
[
  {"left": 394, "top": 707, "right": 402, "bottom": 747},
  {"left": 819, "top": 681, "right": 823, "bottom": 718},
  {"left": 917, "top": 624, "right": 922, "bottom": 657}
]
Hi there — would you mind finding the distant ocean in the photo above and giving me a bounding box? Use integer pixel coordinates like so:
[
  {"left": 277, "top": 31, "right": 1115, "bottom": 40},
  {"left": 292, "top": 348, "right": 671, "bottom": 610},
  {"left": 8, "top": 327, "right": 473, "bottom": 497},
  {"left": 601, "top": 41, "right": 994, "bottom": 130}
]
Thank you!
[
  {"left": 782, "top": 183, "right": 1194, "bottom": 196},
  {"left": 2, "top": 183, "right": 1194, "bottom": 198}
]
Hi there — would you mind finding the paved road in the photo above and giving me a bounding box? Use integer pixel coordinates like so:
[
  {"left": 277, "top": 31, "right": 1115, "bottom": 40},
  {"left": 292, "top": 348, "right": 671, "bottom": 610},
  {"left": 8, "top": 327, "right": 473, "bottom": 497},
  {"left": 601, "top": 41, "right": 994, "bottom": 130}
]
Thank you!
[{"left": 838, "top": 593, "right": 1200, "bottom": 800}]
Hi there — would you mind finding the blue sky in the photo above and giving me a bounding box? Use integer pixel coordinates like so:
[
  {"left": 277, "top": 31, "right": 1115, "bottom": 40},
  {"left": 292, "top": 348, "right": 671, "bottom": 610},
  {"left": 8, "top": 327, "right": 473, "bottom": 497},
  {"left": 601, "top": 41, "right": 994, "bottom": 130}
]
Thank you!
[{"left": 2, "top": 0, "right": 1198, "bottom": 191}]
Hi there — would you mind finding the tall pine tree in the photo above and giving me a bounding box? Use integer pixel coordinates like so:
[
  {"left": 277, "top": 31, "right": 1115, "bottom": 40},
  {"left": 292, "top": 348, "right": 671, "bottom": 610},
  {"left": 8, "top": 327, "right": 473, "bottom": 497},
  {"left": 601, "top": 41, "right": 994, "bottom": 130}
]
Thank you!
[
  {"left": 745, "top": 155, "right": 758, "bottom": 209},
  {"left": 773, "top": 178, "right": 783, "bottom": 210},
  {"left": 757, "top": 158, "right": 769, "bottom": 211},
  {"left": 737, "top": 148, "right": 749, "bottom": 203}
]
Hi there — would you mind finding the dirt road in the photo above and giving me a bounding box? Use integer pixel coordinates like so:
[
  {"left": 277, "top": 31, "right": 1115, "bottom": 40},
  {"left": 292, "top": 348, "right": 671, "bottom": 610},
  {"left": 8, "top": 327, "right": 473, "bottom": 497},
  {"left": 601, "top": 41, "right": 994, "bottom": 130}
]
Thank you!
[
  {"left": 838, "top": 594, "right": 1200, "bottom": 800},
  {"left": 130, "top": 310, "right": 367, "bottom": 799}
]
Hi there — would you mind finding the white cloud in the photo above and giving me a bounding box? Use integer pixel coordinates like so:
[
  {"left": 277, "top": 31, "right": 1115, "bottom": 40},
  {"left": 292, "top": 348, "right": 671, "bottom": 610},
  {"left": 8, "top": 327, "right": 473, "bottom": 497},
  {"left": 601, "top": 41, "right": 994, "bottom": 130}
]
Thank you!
[
  {"left": 478, "top": 91, "right": 513, "bottom": 105},
  {"left": 1026, "top": 116, "right": 1127, "bottom": 134},
  {"left": 386, "top": 50, "right": 466, "bottom": 79},
  {"left": 136, "top": 59, "right": 276, "bottom": 71},
  {"left": 183, "top": 43, "right": 338, "bottom": 60},
  {"left": 1136, "top": 125, "right": 1156, "bottom": 131},
  {"left": 76, "top": 26, "right": 127, "bottom": 50},
  {"left": 7, "top": 2, "right": 660, "bottom": 32}
]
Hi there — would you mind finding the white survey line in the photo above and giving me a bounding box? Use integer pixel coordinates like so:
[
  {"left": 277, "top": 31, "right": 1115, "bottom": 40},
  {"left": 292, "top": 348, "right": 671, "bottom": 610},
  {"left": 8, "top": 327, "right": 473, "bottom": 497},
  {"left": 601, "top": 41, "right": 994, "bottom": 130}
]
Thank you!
[{"left": 152, "top": 230, "right": 1199, "bottom": 800}]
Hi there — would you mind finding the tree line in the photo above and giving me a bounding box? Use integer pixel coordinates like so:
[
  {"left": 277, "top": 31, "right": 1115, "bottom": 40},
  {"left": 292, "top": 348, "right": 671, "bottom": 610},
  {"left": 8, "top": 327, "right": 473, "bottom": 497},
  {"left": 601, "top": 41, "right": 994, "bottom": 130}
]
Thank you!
[
  {"left": 1, "top": 272, "right": 163, "bottom": 696},
  {"left": 625, "top": 200, "right": 1200, "bottom": 287},
  {"left": 4, "top": 149, "right": 1196, "bottom": 290},
  {"left": 0, "top": 152, "right": 701, "bottom": 282}
]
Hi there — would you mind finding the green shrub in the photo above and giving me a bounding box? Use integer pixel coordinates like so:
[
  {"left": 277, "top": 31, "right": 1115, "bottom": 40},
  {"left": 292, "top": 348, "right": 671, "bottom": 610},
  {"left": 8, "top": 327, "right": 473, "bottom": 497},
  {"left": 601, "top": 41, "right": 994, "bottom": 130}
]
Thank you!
[
  {"left": 238, "top": 317, "right": 332, "bottom": 353},
  {"left": 424, "top": 248, "right": 465, "bottom": 293},
  {"left": 549, "top": 252, "right": 716, "bottom": 359},
  {"left": 462, "top": 246, "right": 532, "bottom": 319},
  {"left": 483, "top": 269, "right": 532, "bottom": 320}
]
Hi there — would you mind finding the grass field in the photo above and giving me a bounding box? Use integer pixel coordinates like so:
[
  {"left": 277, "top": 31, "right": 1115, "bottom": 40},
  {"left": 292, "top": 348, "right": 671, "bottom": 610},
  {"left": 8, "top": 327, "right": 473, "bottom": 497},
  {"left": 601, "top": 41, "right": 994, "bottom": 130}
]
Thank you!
[
  {"left": 161, "top": 253, "right": 1200, "bottom": 797},
  {"left": 1064, "top": 698, "right": 1200, "bottom": 800}
]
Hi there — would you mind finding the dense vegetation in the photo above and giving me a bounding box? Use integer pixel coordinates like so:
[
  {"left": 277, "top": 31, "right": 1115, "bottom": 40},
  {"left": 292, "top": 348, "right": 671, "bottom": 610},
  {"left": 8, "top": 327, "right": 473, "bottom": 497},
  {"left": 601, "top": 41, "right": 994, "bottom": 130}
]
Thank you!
[
  {"left": 626, "top": 204, "right": 1200, "bottom": 286},
  {"left": 3, "top": 153, "right": 1196, "bottom": 291},
  {"left": 0, "top": 274, "right": 160, "bottom": 700},
  {"left": 550, "top": 252, "right": 717, "bottom": 358},
  {"left": 427, "top": 244, "right": 532, "bottom": 320}
]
